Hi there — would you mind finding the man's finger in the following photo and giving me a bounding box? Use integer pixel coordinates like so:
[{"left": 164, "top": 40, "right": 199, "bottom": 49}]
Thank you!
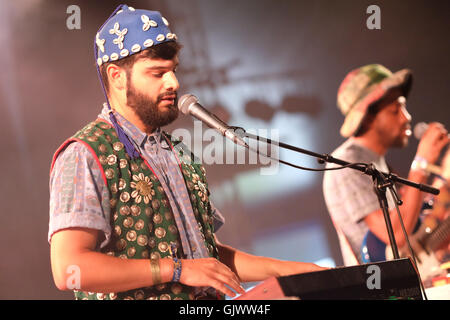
[{"left": 210, "top": 267, "right": 245, "bottom": 294}]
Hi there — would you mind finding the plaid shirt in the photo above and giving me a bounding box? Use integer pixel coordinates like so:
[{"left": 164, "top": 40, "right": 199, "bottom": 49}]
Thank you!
[{"left": 322, "top": 139, "right": 395, "bottom": 264}]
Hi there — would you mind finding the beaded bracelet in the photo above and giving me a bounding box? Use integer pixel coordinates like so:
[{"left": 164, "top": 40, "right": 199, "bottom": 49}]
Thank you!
[
  {"left": 172, "top": 258, "right": 182, "bottom": 282},
  {"left": 411, "top": 155, "right": 430, "bottom": 177}
]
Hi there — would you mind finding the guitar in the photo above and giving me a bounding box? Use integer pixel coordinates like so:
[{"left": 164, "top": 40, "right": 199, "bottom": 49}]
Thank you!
[{"left": 361, "top": 214, "right": 450, "bottom": 281}]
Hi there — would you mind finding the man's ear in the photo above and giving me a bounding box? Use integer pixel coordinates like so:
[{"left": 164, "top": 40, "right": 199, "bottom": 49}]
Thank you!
[{"left": 107, "top": 64, "right": 127, "bottom": 91}]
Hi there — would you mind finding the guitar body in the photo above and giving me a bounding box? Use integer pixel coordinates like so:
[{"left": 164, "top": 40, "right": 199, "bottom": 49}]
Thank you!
[
  {"left": 361, "top": 215, "right": 448, "bottom": 281},
  {"left": 361, "top": 231, "right": 388, "bottom": 263}
]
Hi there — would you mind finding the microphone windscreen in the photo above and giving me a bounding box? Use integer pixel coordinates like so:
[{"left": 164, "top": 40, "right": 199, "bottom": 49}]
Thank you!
[
  {"left": 413, "top": 122, "right": 428, "bottom": 140},
  {"left": 178, "top": 94, "right": 198, "bottom": 115}
]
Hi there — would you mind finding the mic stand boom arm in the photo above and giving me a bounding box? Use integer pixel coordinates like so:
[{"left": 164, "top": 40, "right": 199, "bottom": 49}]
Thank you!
[{"left": 237, "top": 128, "right": 440, "bottom": 260}]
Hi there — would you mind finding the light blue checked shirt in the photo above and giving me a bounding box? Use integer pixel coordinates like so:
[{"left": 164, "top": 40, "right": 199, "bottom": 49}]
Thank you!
[
  {"left": 323, "top": 139, "right": 395, "bottom": 265},
  {"left": 49, "top": 104, "right": 225, "bottom": 260}
]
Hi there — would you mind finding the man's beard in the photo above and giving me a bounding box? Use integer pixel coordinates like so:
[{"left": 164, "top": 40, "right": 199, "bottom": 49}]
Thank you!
[
  {"left": 391, "top": 134, "right": 409, "bottom": 149},
  {"left": 126, "top": 82, "right": 179, "bottom": 132},
  {"left": 391, "top": 123, "right": 412, "bottom": 149}
]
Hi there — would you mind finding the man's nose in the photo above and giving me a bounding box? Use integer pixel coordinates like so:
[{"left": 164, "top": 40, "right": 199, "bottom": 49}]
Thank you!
[
  {"left": 163, "top": 71, "right": 179, "bottom": 92},
  {"left": 398, "top": 96, "right": 411, "bottom": 122},
  {"left": 400, "top": 105, "right": 412, "bottom": 122}
]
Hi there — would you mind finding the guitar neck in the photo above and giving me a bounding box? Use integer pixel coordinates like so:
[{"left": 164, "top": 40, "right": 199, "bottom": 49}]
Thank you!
[{"left": 426, "top": 216, "right": 450, "bottom": 252}]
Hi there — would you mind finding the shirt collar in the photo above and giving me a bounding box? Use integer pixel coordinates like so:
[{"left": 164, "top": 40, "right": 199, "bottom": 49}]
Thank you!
[{"left": 100, "top": 103, "right": 169, "bottom": 151}]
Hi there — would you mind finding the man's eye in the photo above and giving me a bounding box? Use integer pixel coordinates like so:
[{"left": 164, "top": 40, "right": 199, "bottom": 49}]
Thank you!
[{"left": 152, "top": 73, "right": 164, "bottom": 78}]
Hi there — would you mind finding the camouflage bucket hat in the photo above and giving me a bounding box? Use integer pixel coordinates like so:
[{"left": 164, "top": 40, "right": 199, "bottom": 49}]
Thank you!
[{"left": 337, "top": 64, "right": 413, "bottom": 137}]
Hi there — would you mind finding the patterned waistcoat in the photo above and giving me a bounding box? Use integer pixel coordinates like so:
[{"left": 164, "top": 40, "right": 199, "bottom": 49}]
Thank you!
[{"left": 52, "top": 119, "right": 222, "bottom": 300}]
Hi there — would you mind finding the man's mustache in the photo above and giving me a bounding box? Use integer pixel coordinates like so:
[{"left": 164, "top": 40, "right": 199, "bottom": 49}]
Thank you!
[{"left": 157, "top": 92, "right": 178, "bottom": 102}]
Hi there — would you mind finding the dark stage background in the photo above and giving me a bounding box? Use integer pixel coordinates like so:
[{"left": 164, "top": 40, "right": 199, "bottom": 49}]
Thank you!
[{"left": 0, "top": 0, "right": 449, "bottom": 299}]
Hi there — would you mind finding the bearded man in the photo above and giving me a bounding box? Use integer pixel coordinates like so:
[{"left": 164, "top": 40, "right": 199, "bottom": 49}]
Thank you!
[
  {"left": 48, "top": 4, "right": 324, "bottom": 300},
  {"left": 323, "top": 64, "right": 449, "bottom": 265}
]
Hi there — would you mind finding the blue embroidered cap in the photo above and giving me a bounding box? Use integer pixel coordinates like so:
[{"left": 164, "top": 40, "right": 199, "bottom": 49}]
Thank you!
[
  {"left": 94, "top": 4, "right": 178, "bottom": 159},
  {"left": 95, "top": 4, "right": 177, "bottom": 66}
]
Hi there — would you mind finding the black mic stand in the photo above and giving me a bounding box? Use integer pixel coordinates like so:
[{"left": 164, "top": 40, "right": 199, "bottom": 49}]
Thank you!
[
  {"left": 369, "top": 165, "right": 401, "bottom": 260},
  {"left": 236, "top": 128, "right": 439, "bottom": 261}
]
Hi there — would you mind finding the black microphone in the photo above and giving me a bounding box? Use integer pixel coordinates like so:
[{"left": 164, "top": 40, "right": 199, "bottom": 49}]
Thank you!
[{"left": 178, "top": 94, "right": 248, "bottom": 147}]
